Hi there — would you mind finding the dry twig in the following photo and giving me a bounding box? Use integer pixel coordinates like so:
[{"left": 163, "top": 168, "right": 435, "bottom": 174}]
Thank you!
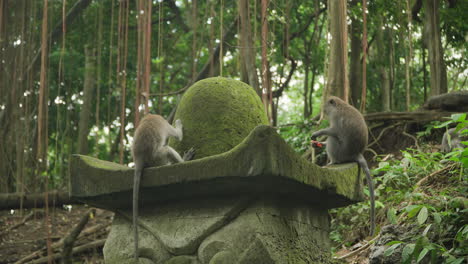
[
  {"left": 335, "top": 235, "right": 380, "bottom": 260},
  {"left": 0, "top": 211, "right": 34, "bottom": 237}
]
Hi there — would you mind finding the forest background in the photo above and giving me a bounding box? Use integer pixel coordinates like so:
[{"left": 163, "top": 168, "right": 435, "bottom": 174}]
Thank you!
[{"left": 0, "top": 0, "right": 466, "bottom": 263}]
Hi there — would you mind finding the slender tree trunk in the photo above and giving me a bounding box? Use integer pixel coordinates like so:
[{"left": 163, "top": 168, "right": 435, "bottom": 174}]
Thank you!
[
  {"left": 422, "top": 41, "right": 427, "bottom": 101},
  {"left": 261, "top": 0, "right": 272, "bottom": 123},
  {"left": 360, "top": 0, "right": 367, "bottom": 112},
  {"left": 303, "top": 57, "right": 310, "bottom": 118},
  {"left": 349, "top": 6, "right": 362, "bottom": 108},
  {"left": 405, "top": 0, "right": 413, "bottom": 110},
  {"left": 239, "top": 0, "right": 260, "bottom": 96},
  {"left": 424, "top": 0, "right": 447, "bottom": 96},
  {"left": 77, "top": 46, "right": 96, "bottom": 155},
  {"left": 95, "top": 2, "right": 103, "bottom": 126},
  {"left": 327, "top": 0, "right": 349, "bottom": 102},
  {"left": 388, "top": 27, "right": 395, "bottom": 109},
  {"left": 135, "top": 0, "right": 143, "bottom": 126},
  {"left": 37, "top": 0, "right": 50, "bottom": 170},
  {"left": 376, "top": 16, "right": 391, "bottom": 112},
  {"left": 143, "top": 1, "right": 152, "bottom": 114}
]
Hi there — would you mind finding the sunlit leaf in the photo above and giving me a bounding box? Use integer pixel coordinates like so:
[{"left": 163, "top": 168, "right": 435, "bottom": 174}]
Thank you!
[
  {"left": 422, "top": 224, "right": 432, "bottom": 236},
  {"left": 418, "top": 207, "right": 428, "bottom": 225},
  {"left": 384, "top": 242, "right": 402, "bottom": 257},
  {"left": 407, "top": 205, "right": 422, "bottom": 218},
  {"left": 416, "top": 248, "right": 429, "bottom": 263},
  {"left": 401, "top": 243, "right": 415, "bottom": 264},
  {"left": 387, "top": 208, "right": 397, "bottom": 224}
]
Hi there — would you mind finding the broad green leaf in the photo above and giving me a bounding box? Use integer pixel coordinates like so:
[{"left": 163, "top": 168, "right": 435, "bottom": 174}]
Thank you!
[
  {"left": 416, "top": 248, "right": 429, "bottom": 263},
  {"left": 434, "top": 120, "right": 453, "bottom": 128},
  {"left": 386, "top": 240, "right": 404, "bottom": 246},
  {"left": 418, "top": 207, "right": 429, "bottom": 225},
  {"left": 452, "top": 113, "right": 466, "bottom": 122},
  {"left": 422, "top": 224, "right": 432, "bottom": 236},
  {"left": 447, "top": 258, "right": 464, "bottom": 264},
  {"left": 387, "top": 208, "right": 397, "bottom": 224},
  {"left": 402, "top": 243, "right": 415, "bottom": 264},
  {"left": 407, "top": 205, "right": 422, "bottom": 219},
  {"left": 384, "top": 243, "right": 402, "bottom": 257}
]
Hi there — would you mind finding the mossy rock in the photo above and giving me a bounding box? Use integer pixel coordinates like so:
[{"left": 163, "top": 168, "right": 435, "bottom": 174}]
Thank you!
[{"left": 170, "top": 77, "right": 269, "bottom": 159}]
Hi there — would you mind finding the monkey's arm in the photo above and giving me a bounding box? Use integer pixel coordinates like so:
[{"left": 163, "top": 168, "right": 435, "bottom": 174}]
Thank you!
[{"left": 311, "top": 128, "right": 340, "bottom": 139}]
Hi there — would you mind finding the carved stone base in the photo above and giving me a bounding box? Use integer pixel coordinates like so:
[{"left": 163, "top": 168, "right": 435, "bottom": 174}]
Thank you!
[{"left": 104, "top": 196, "right": 334, "bottom": 264}]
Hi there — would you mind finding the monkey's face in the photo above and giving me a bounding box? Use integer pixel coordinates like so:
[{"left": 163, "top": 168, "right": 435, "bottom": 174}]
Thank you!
[{"left": 323, "top": 96, "right": 340, "bottom": 117}]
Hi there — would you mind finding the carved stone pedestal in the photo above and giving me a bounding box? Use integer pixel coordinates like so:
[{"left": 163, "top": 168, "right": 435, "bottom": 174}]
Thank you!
[{"left": 71, "top": 126, "right": 364, "bottom": 264}]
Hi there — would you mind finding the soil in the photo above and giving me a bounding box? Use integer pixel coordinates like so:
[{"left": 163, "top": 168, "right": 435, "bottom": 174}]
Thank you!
[{"left": 0, "top": 205, "right": 113, "bottom": 264}]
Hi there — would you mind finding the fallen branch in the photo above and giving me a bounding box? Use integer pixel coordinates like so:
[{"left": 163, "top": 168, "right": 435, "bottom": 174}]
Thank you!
[
  {"left": 415, "top": 164, "right": 456, "bottom": 190},
  {"left": 13, "top": 222, "right": 110, "bottom": 264},
  {"left": 335, "top": 235, "right": 380, "bottom": 260},
  {"left": 364, "top": 111, "right": 457, "bottom": 122},
  {"left": 27, "top": 239, "right": 106, "bottom": 264},
  {"left": 0, "top": 211, "right": 33, "bottom": 237},
  {"left": 62, "top": 209, "right": 95, "bottom": 264},
  {"left": 0, "top": 191, "right": 81, "bottom": 210},
  {"left": 402, "top": 131, "right": 420, "bottom": 150},
  {"left": 368, "top": 123, "right": 401, "bottom": 149}
]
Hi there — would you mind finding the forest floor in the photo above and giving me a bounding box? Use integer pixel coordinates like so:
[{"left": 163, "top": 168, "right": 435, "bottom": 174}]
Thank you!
[{"left": 0, "top": 205, "right": 112, "bottom": 264}]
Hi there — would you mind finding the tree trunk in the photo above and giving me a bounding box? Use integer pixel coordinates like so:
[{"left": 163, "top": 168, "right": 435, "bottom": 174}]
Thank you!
[
  {"left": 77, "top": 46, "right": 96, "bottom": 155},
  {"left": 349, "top": 6, "right": 362, "bottom": 108},
  {"left": 388, "top": 27, "right": 395, "bottom": 109},
  {"left": 327, "top": 0, "right": 349, "bottom": 102},
  {"left": 376, "top": 16, "right": 391, "bottom": 112},
  {"left": 261, "top": 0, "right": 272, "bottom": 123},
  {"left": 360, "top": 0, "right": 368, "bottom": 112},
  {"left": 239, "top": 0, "right": 260, "bottom": 96},
  {"left": 424, "top": 0, "right": 447, "bottom": 96},
  {"left": 303, "top": 57, "right": 311, "bottom": 118}
]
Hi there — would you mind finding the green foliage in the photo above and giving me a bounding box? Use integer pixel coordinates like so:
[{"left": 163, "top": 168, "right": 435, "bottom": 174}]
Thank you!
[{"left": 331, "top": 116, "right": 467, "bottom": 263}]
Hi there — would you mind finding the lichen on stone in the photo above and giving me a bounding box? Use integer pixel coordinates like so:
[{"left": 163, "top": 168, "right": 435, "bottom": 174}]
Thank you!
[{"left": 170, "top": 77, "right": 269, "bottom": 159}]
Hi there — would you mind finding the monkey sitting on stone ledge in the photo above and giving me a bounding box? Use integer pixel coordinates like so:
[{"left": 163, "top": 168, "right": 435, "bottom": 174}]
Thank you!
[
  {"left": 311, "top": 96, "right": 376, "bottom": 236},
  {"left": 131, "top": 114, "right": 195, "bottom": 261}
]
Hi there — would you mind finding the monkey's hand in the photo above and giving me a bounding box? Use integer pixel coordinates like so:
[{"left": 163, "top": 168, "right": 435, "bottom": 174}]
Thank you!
[
  {"left": 310, "top": 140, "right": 324, "bottom": 148},
  {"left": 175, "top": 119, "right": 183, "bottom": 129},
  {"left": 183, "top": 147, "right": 195, "bottom": 161}
]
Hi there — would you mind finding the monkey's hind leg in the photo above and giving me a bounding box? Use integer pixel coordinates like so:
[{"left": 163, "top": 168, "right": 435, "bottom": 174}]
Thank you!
[
  {"left": 161, "top": 146, "right": 185, "bottom": 164},
  {"left": 183, "top": 147, "right": 196, "bottom": 161}
]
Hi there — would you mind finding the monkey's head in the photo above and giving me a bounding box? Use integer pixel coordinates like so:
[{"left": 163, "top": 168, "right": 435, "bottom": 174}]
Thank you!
[{"left": 323, "top": 96, "right": 346, "bottom": 118}]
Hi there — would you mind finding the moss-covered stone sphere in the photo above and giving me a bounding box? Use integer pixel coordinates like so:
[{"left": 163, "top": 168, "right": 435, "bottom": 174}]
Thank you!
[{"left": 170, "top": 77, "right": 269, "bottom": 159}]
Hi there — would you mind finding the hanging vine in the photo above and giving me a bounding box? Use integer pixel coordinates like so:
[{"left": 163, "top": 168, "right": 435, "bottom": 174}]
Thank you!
[
  {"left": 117, "top": 0, "right": 129, "bottom": 164},
  {"left": 157, "top": 1, "right": 164, "bottom": 113},
  {"left": 143, "top": 1, "right": 152, "bottom": 115}
]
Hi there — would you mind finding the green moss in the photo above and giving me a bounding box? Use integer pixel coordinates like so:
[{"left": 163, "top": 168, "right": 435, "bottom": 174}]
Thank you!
[{"left": 170, "top": 77, "right": 269, "bottom": 159}]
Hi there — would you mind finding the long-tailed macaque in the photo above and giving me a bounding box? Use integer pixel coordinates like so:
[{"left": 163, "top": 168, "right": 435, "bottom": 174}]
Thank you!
[
  {"left": 311, "top": 96, "right": 375, "bottom": 236},
  {"left": 131, "top": 114, "right": 194, "bottom": 260},
  {"left": 441, "top": 127, "right": 468, "bottom": 152}
]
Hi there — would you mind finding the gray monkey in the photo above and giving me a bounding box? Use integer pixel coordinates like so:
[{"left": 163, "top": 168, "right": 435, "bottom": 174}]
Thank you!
[
  {"left": 311, "top": 96, "right": 375, "bottom": 236},
  {"left": 131, "top": 114, "right": 194, "bottom": 261}
]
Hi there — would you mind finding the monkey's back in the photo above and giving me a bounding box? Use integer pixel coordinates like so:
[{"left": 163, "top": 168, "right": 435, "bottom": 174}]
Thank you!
[
  {"left": 326, "top": 100, "right": 368, "bottom": 163},
  {"left": 132, "top": 114, "right": 167, "bottom": 167}
]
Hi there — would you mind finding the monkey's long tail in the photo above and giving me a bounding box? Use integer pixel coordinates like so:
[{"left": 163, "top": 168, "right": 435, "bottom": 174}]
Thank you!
[
  {"left": 133, "top": 166, "right": 142, "bottom": 261},
  {"left": 357, "top": 154, "right": 375, "bottom": 236}
]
